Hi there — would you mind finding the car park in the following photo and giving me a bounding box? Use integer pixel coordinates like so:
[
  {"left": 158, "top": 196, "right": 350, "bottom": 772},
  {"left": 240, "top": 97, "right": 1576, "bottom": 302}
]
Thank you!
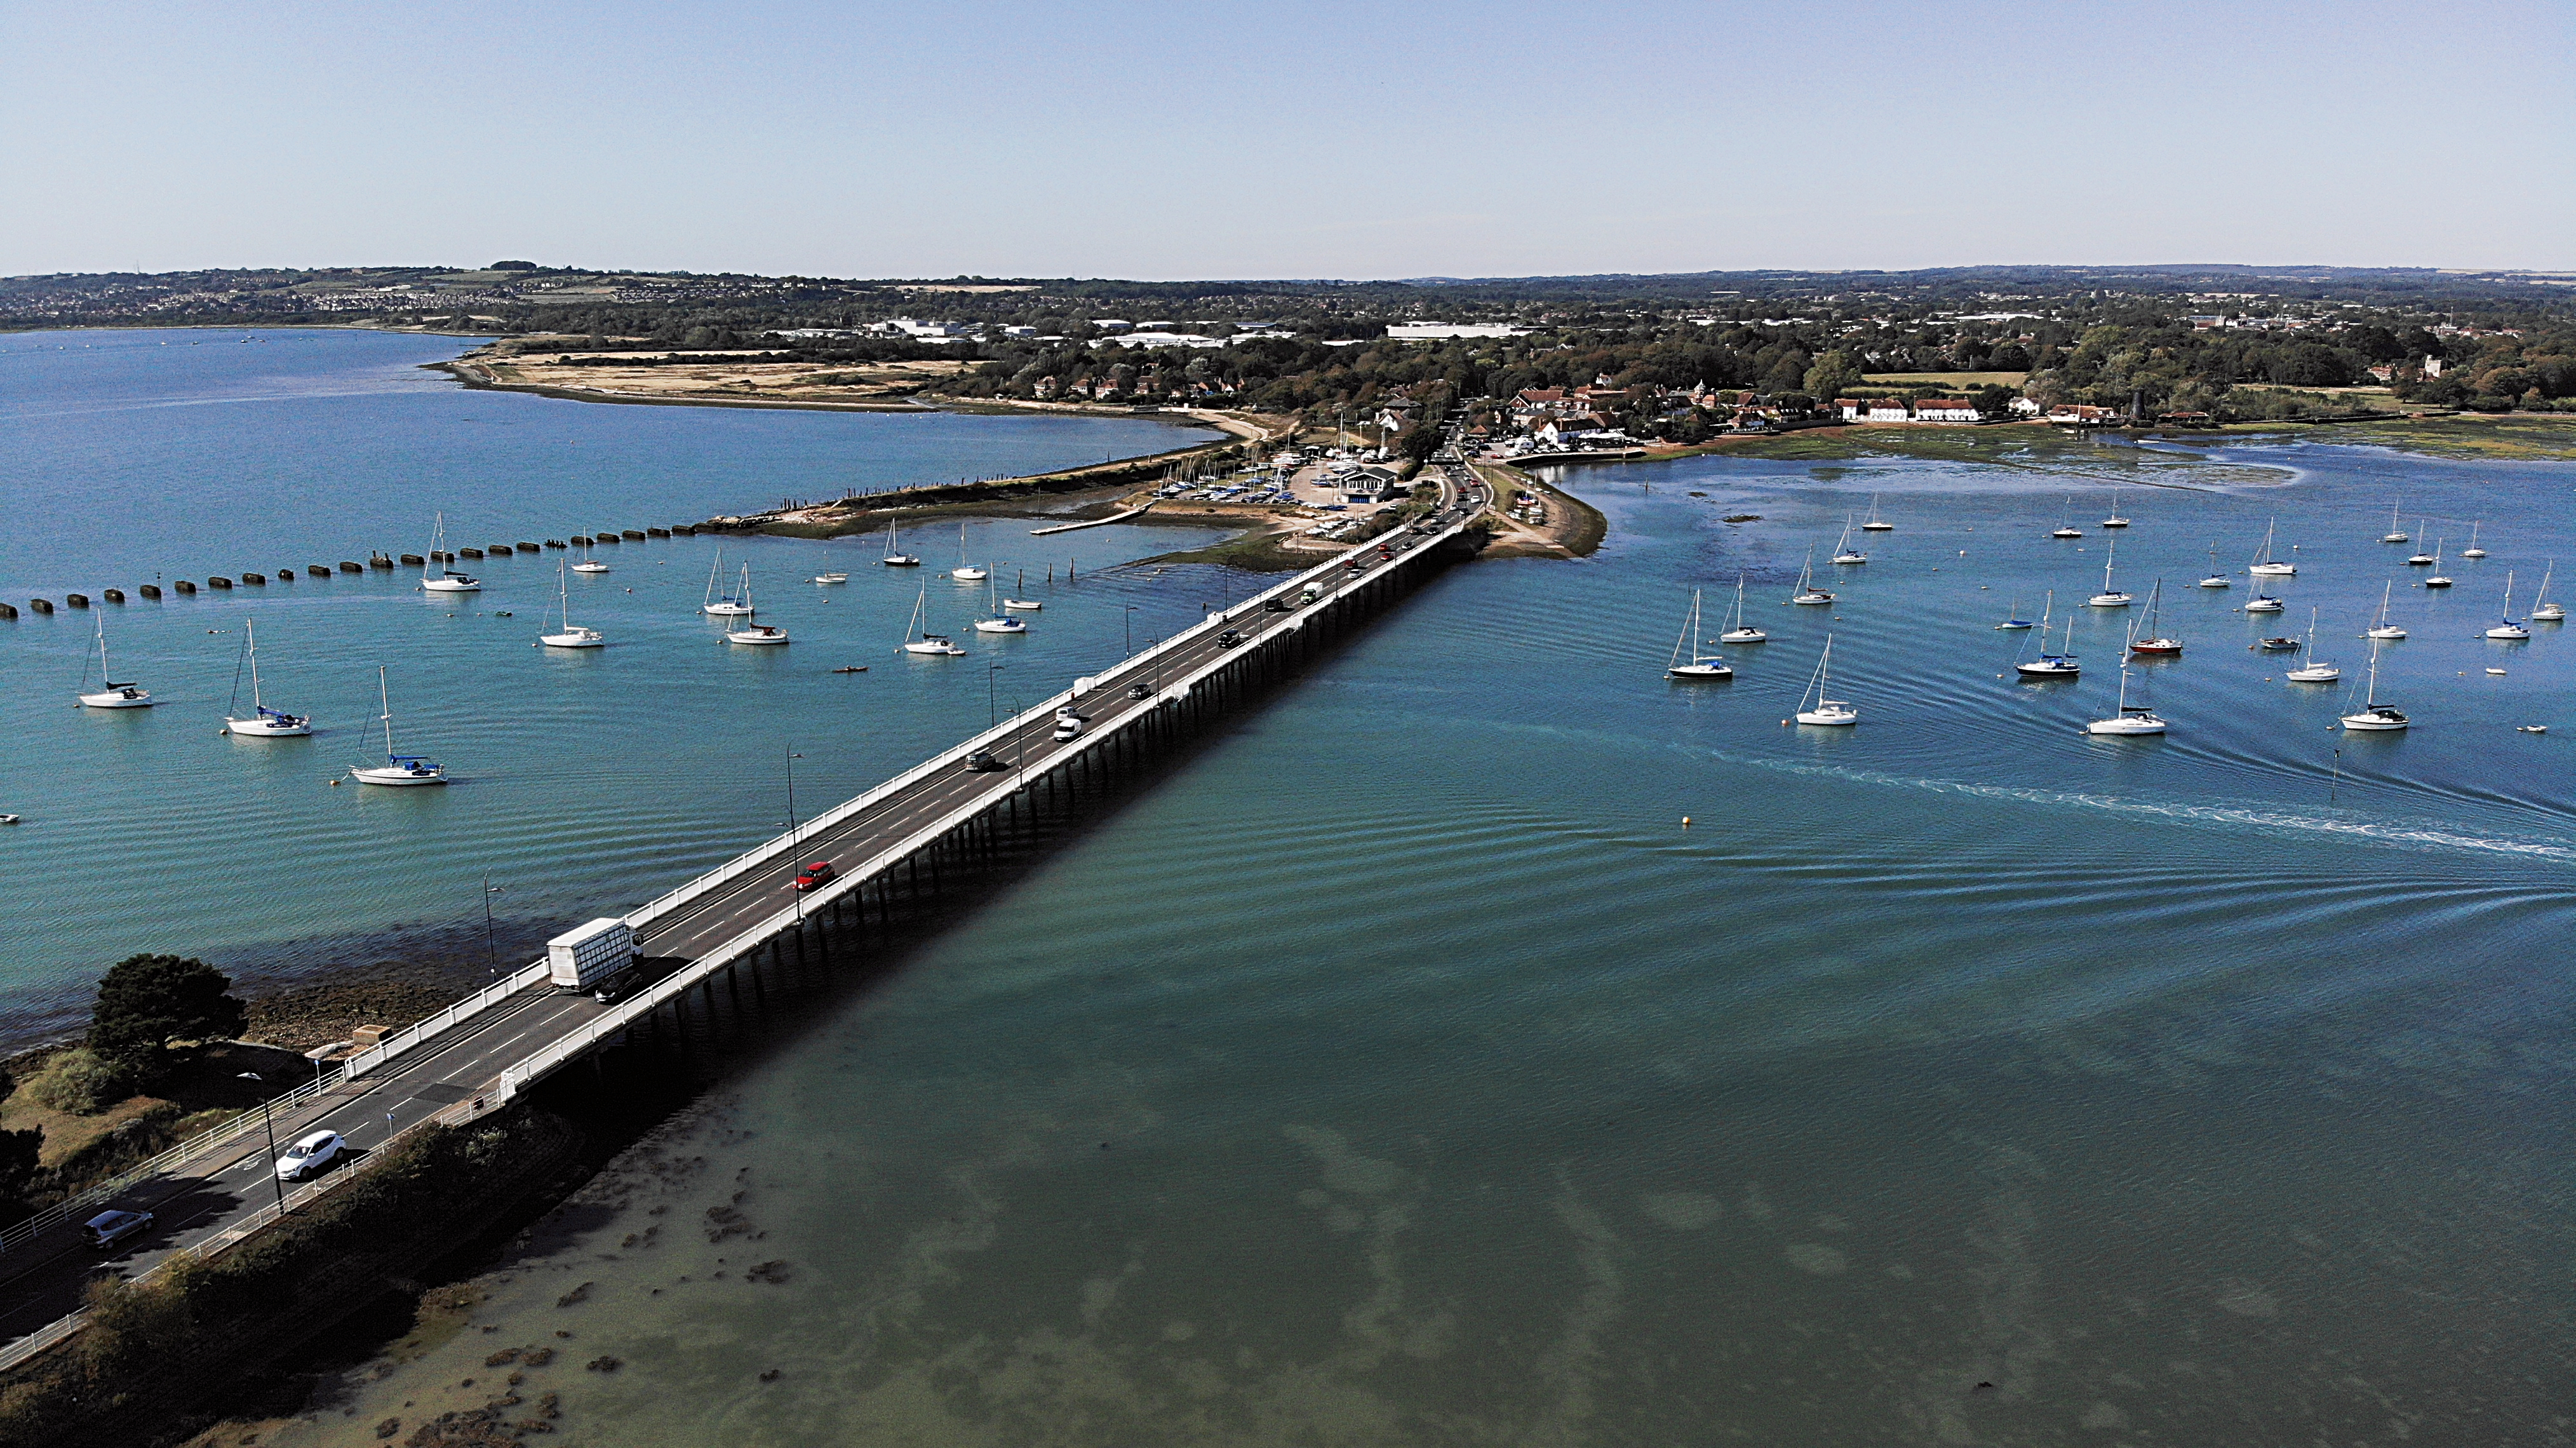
[
  {"left": 274, "top": 1130, "right": 344, "bottom": 1181},
  {"left": 81, "top": 1209, "right": 154, "bottom": 1250},
  {"left": 791, "top": 860, "right": 836, "bottom": 892}
]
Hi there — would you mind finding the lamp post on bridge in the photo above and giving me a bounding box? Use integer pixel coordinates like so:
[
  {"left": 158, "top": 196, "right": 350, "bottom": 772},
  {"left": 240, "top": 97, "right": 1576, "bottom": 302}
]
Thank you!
[{"left": 236, "top": 1073, "right": 285, "bottom": 1218}]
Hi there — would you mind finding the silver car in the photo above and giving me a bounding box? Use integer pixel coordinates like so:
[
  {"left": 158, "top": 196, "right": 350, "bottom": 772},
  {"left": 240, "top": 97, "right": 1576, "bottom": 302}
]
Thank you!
[{"left": 275, "top": 1129, "right": 345, "bottom": 1181}]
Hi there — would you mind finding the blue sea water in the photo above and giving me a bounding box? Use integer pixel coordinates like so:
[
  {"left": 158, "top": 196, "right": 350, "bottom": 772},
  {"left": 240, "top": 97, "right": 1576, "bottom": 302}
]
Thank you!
[{"left": 8, "top": 333, "right": 2572, "bottom": 1444}]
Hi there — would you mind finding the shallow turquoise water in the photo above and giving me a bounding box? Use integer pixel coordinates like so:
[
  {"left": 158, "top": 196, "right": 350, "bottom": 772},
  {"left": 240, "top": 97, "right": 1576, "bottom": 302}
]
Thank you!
[
  {"left": 10, "top": 335, "right": 2573, "bottom": 1443},
  {"left": 0, "top": 328, "right": 1224, "bottom": 1031}
]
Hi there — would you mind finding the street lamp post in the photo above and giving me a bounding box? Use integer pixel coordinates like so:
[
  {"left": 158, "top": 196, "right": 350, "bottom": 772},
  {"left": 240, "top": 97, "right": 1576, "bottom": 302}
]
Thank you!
[{"left": 236, "top": 1073, "right": 285, "bottom": 1217}]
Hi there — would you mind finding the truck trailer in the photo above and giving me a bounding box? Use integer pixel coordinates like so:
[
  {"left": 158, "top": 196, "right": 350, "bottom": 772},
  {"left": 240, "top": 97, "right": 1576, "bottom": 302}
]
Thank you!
[{"left": 547, "top": 918, "right": 636, "bottom": 991}]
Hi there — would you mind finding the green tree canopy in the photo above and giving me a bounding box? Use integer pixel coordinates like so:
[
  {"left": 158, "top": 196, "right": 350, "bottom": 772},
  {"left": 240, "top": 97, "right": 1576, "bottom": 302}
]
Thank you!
[{"left": 88, "top": 954, "right": 246, "bottom": 1073}]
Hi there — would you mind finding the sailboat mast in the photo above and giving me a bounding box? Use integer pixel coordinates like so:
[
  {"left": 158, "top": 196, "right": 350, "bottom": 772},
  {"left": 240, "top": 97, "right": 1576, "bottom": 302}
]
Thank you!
[
  {"left": 378, "top": 665, "right": 396, "bottom": 757},
  {"left": 246, "top": 618, "right": 262, "bottom": 711}
]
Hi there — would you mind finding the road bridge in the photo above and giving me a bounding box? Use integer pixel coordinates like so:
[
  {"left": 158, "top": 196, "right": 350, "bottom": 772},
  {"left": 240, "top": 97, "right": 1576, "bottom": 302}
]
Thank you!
[{"left": 0, "top": 459, "right": 1486, "bottom": 1365}]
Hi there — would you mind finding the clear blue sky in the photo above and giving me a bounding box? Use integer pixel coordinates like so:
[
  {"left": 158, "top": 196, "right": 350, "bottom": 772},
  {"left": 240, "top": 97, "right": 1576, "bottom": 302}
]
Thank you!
[{"left": 3, "top": 0, "right": 2569, "bottom": 279}]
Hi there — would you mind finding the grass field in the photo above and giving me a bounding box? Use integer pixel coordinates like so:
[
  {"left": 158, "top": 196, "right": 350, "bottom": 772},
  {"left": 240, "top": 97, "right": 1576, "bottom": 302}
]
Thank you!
[{"left": 2258, "top": 413, "right": 2576, "bottom": 460}]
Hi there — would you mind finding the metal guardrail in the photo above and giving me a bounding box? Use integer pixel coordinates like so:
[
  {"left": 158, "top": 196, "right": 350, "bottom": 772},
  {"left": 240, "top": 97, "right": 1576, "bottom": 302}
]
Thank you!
[
  {"left": 0, "top": 1092, "right": 493, "bottom": 1373},
  {"left": 0, "top": 1063, "right": 349, "bottom": 1259},
  {"left": 342, "top": 961, "right": 549, "bottom": 1078}
]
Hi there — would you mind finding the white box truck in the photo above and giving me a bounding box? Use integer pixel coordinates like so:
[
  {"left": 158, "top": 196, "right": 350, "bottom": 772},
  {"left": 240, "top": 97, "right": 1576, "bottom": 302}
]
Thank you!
[{"left": 547, "top": 918, "right": 635, "bottom": 991}]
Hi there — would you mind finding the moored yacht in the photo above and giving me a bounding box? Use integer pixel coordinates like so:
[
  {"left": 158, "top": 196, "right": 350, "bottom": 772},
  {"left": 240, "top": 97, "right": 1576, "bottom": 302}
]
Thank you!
[
  {"left": 224, "top": 619, "right": 312, "bottom": 734},
  {"left": 901, "top": 581, "right": 967, "bottom": 655},
  {"left": 2484, "top": 571, "right": 2529, "bottom": 640},
  {"left": 419, "top": 513, "right": 480, "bottom": 593},
  {"left": 701, "top": 551, "right": 754, "bottom": 616},
  {"left": 1666, "top": 589, "right": 1732, "bottom": 678},
  {"left": 2083, "top": 667, "right": 2164, "bottom": 735},
  {"left": 2197, "top": 542, "right": 2230, "bottom": 588},
  {"left": 2012, "top": 593, "right": 2079, "bottom": 677},
  {"left": 1792, "top": 636, "right": 1856, "bottom": 725},
  {"left": 2086, "top": 540, "right": 2131, "bottom": 607},
  {"left": 1789, "top": 549, "right": 1834, "bottom": 605},
  {"left": 2247, "top": 518, "right": 2295, "bottom": 576},
  {"left": 2339, "top": 640, "right": 2407, "bottom": 732},
  {"left": 349, "top": 666, "right": 446, "bottom": 784},
  {"left": 2285, "top": 608, "right": 2339, "bottom": 682},
  {"left": 539, "top": 560, "right": 605, "bottom": 648},
  {"left": 2378, "top": 500, "right": 2407, "bottom": 544},
  {"left": 1830, "top": 517, "right": 1868, "bottom": 565},
  {"left": 2422, "top": 538, "right": 2452, "bottom": 588},
  {"left": 2529, "top": 562, "right": 2561, "bottom": 621},
  {"left": 2127, "top": 579, "right": 2180, "bottom": 654},
  {"left": 2365, "top": 580, "right": 2407, "bottom": 640},
  {"left": 76, "top": 610, "right": 155, "bottom": 709},
  {"left": 1860, "top": 494, "right": 1893, "bottom": 532},
  {"left": 2459, "top": 521, "right": 2487, "bottom": 559},
  {"left": 1718, "top": 573, "right": 1767, "bottom": 642}
]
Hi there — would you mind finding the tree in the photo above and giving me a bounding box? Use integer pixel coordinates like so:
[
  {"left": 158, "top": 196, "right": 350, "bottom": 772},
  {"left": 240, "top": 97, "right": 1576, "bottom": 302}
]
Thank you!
[
  {"left": 0, "top": 1126, "right": 42, "bottom": 1221},
  {"left": 87, "top": 955, "right": 246, "bottom": 1076},
  {"left": 1972, "top": 384, "right": 2017, "bottom": 419},
  {"left": 1802, "top": 350, "right": 1865, "bottom": 403}
]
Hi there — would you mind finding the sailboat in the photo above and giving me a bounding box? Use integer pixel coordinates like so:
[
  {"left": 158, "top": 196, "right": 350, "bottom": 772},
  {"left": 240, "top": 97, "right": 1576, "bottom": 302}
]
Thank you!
[
  {"left": 951, "top": 523, "right": 988, "bottom": 582},
  {"left": 2128, "top": 579, "right": 2179, "bottom": 654},
  {"left": 2285, "top": 608, "right": 2340, "bottom": 682},
  {"left": 1996, "top": 598, "right": 2036, "bottom": 630},
  {"left": 2197, "top": 542, "right": 2231, "bottom": 589},
  {"left": 2405, "top": 523, "right": 2434, "bottom": 566},
  {"left": 2247, "top": 519, "right": 2296, "bottom": 576},
  {"left": 1718, "top": 573, "right": 1767, "bottom": 642},
  {"left": 2013, "top": 593, "right": 2079, "bottom": 677},
  {"left": 419, "top": 513, "right": 480, "bottom": 593},
  {"left": 2422, "top": 538, "right": 2452, "bottom": 589},
  {"left": 2379, "top": 500, "right": 2407, "bottom": 544},
  {"left": 224, "top": 619, "right": 311, "bottom": 733},
  {"left": 721, "top": 566, "right": 788, "bottom": 644},
  {"left": 1792, "top": 636, "right": 1857, "bottom": 725},
  {"left": 570, "top": 539, "right": 610, "bottom": 575},
  {"left": 2100, "top": 490, "right": 2130, "bottom": 528},
  {"left": 2460, "top": 521, "right": 2487, "bottom": 559},
  {"left": 899, "top": 582, "right": 965, "bottom": 655},
  {"left": 2086, "top": 539, "right": 2132, "bottom": 606},
  {"left": 2339, "top": 640, "right": 2407, "bottom": 732},
  {"left": 2530, "top": 562, "right": 2562, "bottom": 621},
  {"left": 701, "top": 552, "right": 754, "bottom": 617},
  {"left": 2083, "top": 666, "right": 2164, "bottom": 735},
  {"left": 1830, "top": 516, "right": 1868, "bottom": 565},
  {"left": 349, "top": 666, "right": 446, "bottom": 784},
  {"left": 972, "top": 575, "right": 1028, "bottom": 634},
  {"left": 2484, "top": 571, "right": 2529, "bottom": 640},
  {"left": 1666, "top": 591, "right": 1732, "bottom": 678},
  {"left": 1860, "top": 494, "right": 1893, "bottom": 532},
  {"left": 2365, "top": 580, "right": 2407, "bottom": 640},
  {"left": 540, "top": 560, "right": 605, "bottom": 648},
  {"left": 76, "top": 610, "right": 155, "bottom": 708},
  {"left": 1790, "top": 548, "right": 1834, "bottom": 605},
  {"left": 2051, "top": 493, "right": 2083, "bottom": 538},
  {"left": 880, "top": 513, "right": 921, "bottom": 567},
  {"left": 2243, "top": 590, "right": 2285, "bottom": 613}
]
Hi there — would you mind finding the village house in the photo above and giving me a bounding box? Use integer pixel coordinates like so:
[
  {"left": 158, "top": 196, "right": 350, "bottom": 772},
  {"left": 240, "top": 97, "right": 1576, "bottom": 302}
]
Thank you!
[
  {"left": 1912, "top": 397, "right": 1980, "bottom": 423},
  {"left": 1865, "top": 399, "right": 1911, "bottom": 423},
  {"left": 1835, "top": 398, "right": 1866, "bottom": 421}
]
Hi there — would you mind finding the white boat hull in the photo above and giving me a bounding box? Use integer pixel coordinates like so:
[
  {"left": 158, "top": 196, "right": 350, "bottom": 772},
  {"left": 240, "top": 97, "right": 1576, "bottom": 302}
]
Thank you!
[
  {"left": 1832, "top": 553, "right": 1867, "bottom": 565},
  {"left": 2085, "top": 716, "right": 2165, "bottom": 735},
  {"left": 811, "top": 573, "right": 849, "bottom": 585},
  {"left": 2086, "top": 593, "right": 2131, "bottom": 607},
  {"left": 78, "top": 688, "right": 154, "bottom": 708},
  {"left": 2533, "top": 605, "right": 2566, "bottom": 621},
  {"left": 973, "top": 619, "right": 1026, "bottom": 633},
  {"left": 2285, "top": 666, "right": 2340, "bottom": 682},
  {"left": 2013, "top": 662, "right": 2080, "bottom": 678},
  {"left": 2197, "top": 576, "right": 2230, "bottom": 588},
  {"left": 2244, "top": 600, "right": 2285, "bottom": 613},
  {"left": 702, "top": 603, "right": 754, "bottom": 617},
  {"left": 226, "top": 715, "right": 312, "bottom": 735},
  {"left": 571, "top": 563, "right": 610, "bottom": 575},
  {"left": 1719, "top": 628, "right": 1767, "bottom": 643},
  {"left": 883, "top": 556, "right": 921, "bottom": 567},
  {"left": 1667, "top": 662, "right": 1732, "bottom": 679},
  {"left": 903, "top": 640, "right": 964, "bottom": 655},
  {"left": 1003, "top": 600, "right": 1043, "bottom": 612},
  {"left": 2340, "top": 711, "right": 2408, "bottom": 732},
  {"left": 1795, "top": 705, "right": 1857, "bottom": 726},
  {"left": 1792, "top": 592, "right": 1834, "bottom": 605},
  {"left": 351, "top": 765, "right": 445, "bottom": 785},
  {"left": 726, "top": 627, "right": 789, "bottom": 645},
  {"left": 422, "top": 579, "right": 480, "bottom": 593},
  {"left": 2485, "top": 625, "right": 2530, "bottom": 640},
  {"left": 953, "top": 568, "right": 988, "bottom": 582},
  {"left": 541, "top": 630, "right": 605, "bottom": 648},
  {"left": 2365, "top": 626, "right": 2407, "bottom": 640},
  {"left": 2250, "top": 563, "right": 2295, "bottom": 577}
]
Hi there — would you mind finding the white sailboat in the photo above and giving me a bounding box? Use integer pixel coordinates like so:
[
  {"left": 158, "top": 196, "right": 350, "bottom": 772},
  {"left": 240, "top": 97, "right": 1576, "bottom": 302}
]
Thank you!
[
  {"left": 951, "top": 523, "right": 987, "bottom": 582},
  {"left": 1830, "top": 517, "right": 1868, "bottom": 565},
  {"left": 570, "top": 539, "right": 609, "bottom": 575},
  {"left": 2379, "top": 500, "right": 2407, "bottom": 544},
  {"left": 900, "top": 581, "right": 965, "bottom": 655},
  {"left": 2484, "top": 571, "right": 2529, "bottom": 640},
  {"left": 540, "top": 560, "right": 605, "bottom": 648},
  {"left": 881, "top": 512, "right": 920, "bottom": 567},
  {"left": 2084, "top": 666, "right": 2164, "bottom": 735},
  {"left": 1860, "top": 494, "right": 1893, "bottom": 532},
  {"left": 2128, "top": 578, "right": 2179, "bottom": 654},
  {"left": 2086, "top": 539, "right": 2132, "bottom": 606},
  {"left": 702, "top": 552, "right": 754, "bottom": 617},
  {"left": 2405, "top": 523, "right": 2434, "bottom": 566},
  {"left": 1996, "top": 597, "right": 2036, "bottom": 630},
  {"left": 2013, "top": 594, "right": 2081, "bottom": 677},
  {"left": 224, "top": 618, "right": 311, "bottom": 734},
  {"left": 2285, "top": 608, "right": 2340, "bottom": 682},
  {"left": 2243, "top": 591, "right": 2285, "bottom": 613},
  {"left": 721, "top": 566, "right": 788, "bottom": 644},
  {"left": 2422, "top": 538, "right": 2452, "bottom": 589},
  {"left": 1790, "top": 548, "right": 1834, "bottom": 605},
  {"left": 2100, "top": 490, "right": 2130, "bottom": 528},
  {"left": 2459, "top": 521, "right": 2487, "bottom": 559},
  {"left": 2365, "top": 580, "right": 2407, "bottom": 640},
  {"left": 1666, "top": 590, "right": 1732, "bottom": 678},
  {"left": 76, "top": 610, "right": 155, "bottom": 709},
  {"left": 419, "top": 513, "right": 480, "bottom": 593},
  {"left": 1793, "top": 636, "right": 1857, "bottom": 725},
  {"left": 972, "top": 575, "right": 1027, "bottom": 634},
  {"left": 2339, "top": 640, "right": 2408, "bottom": 732},
  {"left": 2051, "top": 493, "right": 2083, "bottom": 539},
  {"left": 1719, "top": 572, "right": 1767, "bottom": 642},
  {"left": 2247, "top": 518, "right": 2295, "bottom": 576},
  {"left": 2197, "top": 542, "right": 2231, "bottom": 589},
  {"left": 349, "top": 666, "right": 446, "bottom": 784},
  {"left": 2530, "top": 562, "right": 2562, "bottom": 621}
]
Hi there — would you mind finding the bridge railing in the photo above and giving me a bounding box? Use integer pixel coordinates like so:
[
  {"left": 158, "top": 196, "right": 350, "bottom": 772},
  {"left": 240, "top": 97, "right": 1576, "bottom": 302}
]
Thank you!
[
  {"left": 0, "top": 1063, "right": 352, "bottom": 1261},
  {"left": 344, "top": 961, "right": 551, "bottom": 1078}
]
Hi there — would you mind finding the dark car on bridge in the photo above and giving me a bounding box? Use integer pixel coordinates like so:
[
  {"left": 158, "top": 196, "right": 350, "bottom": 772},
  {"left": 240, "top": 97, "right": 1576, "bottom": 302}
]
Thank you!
[
  {"left": 1217, "top": 631, "right": 1244, "bottom": 648},
  {"left": 791, "top": 861, "right": 836, "bottom": 892},
  {"left": 963, "top": 749, "right": 1003, "bottom": 772},
  {"left": 82, "top": 1209, "right": 154, "bottom": 1251}
]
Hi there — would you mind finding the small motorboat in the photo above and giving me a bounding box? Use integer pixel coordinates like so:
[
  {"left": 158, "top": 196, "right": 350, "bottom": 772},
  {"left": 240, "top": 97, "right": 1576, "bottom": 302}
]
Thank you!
[
  {"left": 2517, "top": 725, "right": 2547, "bottom": 734},
  {"left": 2257, "top": 636, "right": 2301, "bottom": 652},
  {"left": 831, "top": 665, "right": 868, "bottom": 674},
  {"left": 812, "top": 572, "right": 850, "bottom": 585},
  {"left": 725, "top": 624, "right": 790, "bottom": 645},
  {"left": 1003, "top": 598, "right": 1043, "bottom": 612}
]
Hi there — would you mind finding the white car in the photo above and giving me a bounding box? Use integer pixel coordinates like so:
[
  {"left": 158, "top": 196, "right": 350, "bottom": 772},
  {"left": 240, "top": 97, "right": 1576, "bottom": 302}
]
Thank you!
[
  {"left": 275, "top": 1129, "right": 345, "bottom": 1181},
  {"left": 1052, "top": 717, "right": 1084, "bottom": 742}
]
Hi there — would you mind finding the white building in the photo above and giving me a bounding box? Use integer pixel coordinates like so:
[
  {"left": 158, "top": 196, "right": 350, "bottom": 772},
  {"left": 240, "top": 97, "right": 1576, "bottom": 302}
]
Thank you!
[
  {"left": 1384, "top": 323, "right": 1531, "bottom": 340},
  {"left": 1913, "top": 398, "right": 1980, "bottom": 423},
  {"left": 1865, "top": 401, "right": 1910, "bottom": 423}
]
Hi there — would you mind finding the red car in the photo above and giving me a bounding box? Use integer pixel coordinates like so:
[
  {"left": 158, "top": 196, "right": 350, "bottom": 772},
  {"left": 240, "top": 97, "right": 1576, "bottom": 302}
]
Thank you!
[{"left": 791, "top": 860, "right": 835, "bottom": 892}]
